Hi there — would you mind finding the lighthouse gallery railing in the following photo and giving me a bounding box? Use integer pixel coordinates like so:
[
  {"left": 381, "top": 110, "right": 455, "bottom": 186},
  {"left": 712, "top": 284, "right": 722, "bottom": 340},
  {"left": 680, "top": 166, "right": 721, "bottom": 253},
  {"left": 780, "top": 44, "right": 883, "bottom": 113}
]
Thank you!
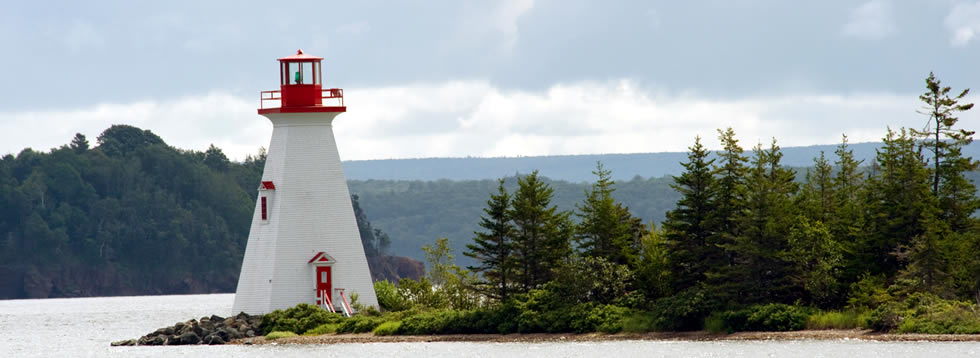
[{"left": 260, "top": 88, "right": 344, "bottom": 109}]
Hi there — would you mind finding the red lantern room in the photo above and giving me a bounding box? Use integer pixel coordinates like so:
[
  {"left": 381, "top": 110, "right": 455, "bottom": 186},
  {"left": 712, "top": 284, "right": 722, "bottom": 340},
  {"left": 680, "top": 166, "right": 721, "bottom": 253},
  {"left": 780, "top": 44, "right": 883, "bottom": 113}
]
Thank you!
[{"left": 258, "top": 49, "right": 345, "bottom": 114}]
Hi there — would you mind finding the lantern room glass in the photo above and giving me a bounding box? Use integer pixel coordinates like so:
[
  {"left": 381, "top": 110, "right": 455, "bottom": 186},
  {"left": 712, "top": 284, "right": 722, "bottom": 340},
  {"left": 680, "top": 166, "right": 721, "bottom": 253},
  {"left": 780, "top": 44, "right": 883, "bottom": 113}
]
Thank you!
[{"left": 281, "top": 61, "right": 320, "bottom": 85}]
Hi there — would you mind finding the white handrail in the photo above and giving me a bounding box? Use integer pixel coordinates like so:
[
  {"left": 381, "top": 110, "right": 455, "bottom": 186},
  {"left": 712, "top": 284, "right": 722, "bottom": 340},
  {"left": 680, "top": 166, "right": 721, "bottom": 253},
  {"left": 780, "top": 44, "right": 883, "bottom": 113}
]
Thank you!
[
  {"left": 320, "top": 289, "right": 335, "bottom": 313},
  {"left": 338, "top": 290, "right": 353, "bottom": 317}
]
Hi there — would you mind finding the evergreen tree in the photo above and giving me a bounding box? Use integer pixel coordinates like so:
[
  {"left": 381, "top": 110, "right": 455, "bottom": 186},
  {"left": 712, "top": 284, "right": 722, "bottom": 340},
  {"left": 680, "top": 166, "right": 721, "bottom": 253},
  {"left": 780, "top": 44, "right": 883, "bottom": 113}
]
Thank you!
[
  {"left": 464, "top": 179, "right": 515, "bottom": 301},
  {"left": 729, "top": 139, "right": 798, "bottom": 304},
  {"left": 662, "top": 136, "right": 716, "bottom": 292},
  {"left": 859, "top": 128, "right": 935, "bottom": 278},
  {"left": 704, "top": 128, "right": 748, "bottom": 298},
  {"left": 509, "top": 171, "right": 573, "bottom": 292},
  {"left": 832, "top": 135, "right": 868, "bottom": 293},
  {"left": 69, "top": 133, "right": 89, "bottom": 154},
  {"left": 912, "top": 72, "right": 975, "bottom": 196},
  {"left": 575, "top": 162, "right": 639, "bottom": 266},
  {"left": 798, "top": 151, "right": 835, "bottom": 223}
]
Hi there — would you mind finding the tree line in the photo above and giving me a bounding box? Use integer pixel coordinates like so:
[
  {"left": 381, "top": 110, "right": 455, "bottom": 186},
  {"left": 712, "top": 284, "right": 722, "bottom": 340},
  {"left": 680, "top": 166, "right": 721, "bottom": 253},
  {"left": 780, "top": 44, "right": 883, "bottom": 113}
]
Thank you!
[
  {"left": 456, "top": 73, "right": 980, "bottom": 330},
  {"left": 0, "top": 125, "right": 393, "bottom": 298}
]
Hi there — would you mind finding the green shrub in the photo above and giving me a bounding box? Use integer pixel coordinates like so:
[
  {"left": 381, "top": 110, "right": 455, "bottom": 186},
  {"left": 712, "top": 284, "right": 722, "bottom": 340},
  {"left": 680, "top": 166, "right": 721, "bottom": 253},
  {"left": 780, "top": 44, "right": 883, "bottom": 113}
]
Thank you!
[
  {"left": 866, "top": 293, "right": 980, "bottom": 334},
  {"left": 305, "top": 323, "right": 340, "bottom": 335},
  {"left": 337, "top": 315, "right": 386, "bottom": 333},
  {"left": 567, "top": 304, "right": 630, "bottom": 333},
  {"left": 264, "top": 331, "right": 298, "bottom": 340},
  {"left": 620, "top": 311, "right": 658, "bottom": 333},
  {"left": 703, "top": 312, "right": 727, "bottom": 333},
  {"left": 375, "top": 280, "right": 412, "bottom": 312},
  {"left": 373, "top": 321, "right": 402, "bottom": 336},
  {"left": 718, "top": 304, "right": 809, "bottom": 332},
  {"left": 650, "top": 287, "right": 715, "bottom": 331},
  {"left": 260, "top": 303, "right": 344, "bottom": 334}
]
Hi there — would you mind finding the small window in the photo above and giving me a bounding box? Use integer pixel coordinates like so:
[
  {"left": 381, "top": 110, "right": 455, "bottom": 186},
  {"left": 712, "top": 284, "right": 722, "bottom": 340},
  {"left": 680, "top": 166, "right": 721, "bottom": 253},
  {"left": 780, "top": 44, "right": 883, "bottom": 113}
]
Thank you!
[
  {"left": 261, "top": 196, "right": 268, "bottom": 220},
  {"left": 321, "top": 271, "right": 328, "bottom": 283}
]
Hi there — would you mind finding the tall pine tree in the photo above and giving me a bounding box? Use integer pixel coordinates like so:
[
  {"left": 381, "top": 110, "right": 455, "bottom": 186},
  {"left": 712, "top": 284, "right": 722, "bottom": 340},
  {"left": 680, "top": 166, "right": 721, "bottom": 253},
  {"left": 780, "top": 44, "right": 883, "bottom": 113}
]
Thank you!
[
  {"left": 663, "top": 136, "right": 716, "bottom": 292},
  {"left": 464, "top": 179, "right": 516, "bottom": 301},
  {"left": 510, "top": 171, "right": 573, "bottom": 292}
]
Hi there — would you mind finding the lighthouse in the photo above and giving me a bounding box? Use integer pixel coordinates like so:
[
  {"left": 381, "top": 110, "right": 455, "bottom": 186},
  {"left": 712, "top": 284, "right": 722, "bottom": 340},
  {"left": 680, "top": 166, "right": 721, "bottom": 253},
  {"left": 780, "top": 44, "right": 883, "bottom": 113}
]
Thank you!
[{"left": 232, "top": 50, "right": 378, "bottom": 315}]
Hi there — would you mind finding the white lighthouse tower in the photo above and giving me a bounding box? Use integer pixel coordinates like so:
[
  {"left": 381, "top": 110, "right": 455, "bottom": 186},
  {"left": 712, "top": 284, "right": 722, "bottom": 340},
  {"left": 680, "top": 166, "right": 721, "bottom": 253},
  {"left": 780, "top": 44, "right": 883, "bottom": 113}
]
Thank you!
[{"left": 233, "top": 50, "right": 377, "bottom": 315}]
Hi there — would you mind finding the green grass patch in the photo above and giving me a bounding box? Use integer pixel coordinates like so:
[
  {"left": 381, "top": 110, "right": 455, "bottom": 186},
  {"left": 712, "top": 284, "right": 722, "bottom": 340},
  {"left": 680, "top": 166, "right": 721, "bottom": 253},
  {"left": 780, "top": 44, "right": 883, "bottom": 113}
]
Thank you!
[
  {"left": 304, "top": 323, "right": 340, "bottom": 336},
  {"left": 807, "top": 310, "right": 864, "bottom": 330},
  {"left": 373, "top": 321, "right": 402, "bottom": 336},
  {"left": 264, "top": 331, "right": 298, "bottom": 340}
]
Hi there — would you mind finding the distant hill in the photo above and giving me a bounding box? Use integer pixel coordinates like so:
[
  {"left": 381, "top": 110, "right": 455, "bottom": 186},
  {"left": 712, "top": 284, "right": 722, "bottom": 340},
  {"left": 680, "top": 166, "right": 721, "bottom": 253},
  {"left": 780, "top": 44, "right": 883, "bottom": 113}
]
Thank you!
[{"left": 344, "top": 142, "right": 980, "bottom": 182}]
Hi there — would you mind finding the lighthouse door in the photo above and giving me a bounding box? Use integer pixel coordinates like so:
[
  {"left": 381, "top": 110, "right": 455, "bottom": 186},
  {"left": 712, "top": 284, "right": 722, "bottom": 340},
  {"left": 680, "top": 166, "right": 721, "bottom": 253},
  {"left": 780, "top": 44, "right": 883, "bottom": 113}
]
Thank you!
[{"left": 316, "top": 266, "right": 332, "bottom": 305}]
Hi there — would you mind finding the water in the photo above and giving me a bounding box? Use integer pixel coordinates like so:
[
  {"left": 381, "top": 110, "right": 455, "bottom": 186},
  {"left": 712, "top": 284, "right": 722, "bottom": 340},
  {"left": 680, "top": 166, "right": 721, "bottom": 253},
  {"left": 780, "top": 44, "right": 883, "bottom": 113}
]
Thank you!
[{"left": 1, "top": 294, "right": 978, "bottom": 357}]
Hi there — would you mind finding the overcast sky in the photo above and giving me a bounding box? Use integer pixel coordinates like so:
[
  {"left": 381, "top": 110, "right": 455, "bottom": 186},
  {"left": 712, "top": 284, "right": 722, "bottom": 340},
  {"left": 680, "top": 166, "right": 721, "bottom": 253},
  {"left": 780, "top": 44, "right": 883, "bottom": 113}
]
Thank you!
[{"left": 2, "top": 0, "right": 979, "bottom": 161}]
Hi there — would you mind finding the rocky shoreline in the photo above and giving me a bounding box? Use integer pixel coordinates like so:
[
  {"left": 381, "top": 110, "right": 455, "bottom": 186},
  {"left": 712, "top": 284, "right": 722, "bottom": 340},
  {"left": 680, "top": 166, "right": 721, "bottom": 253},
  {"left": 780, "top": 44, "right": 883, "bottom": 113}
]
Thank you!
[
  {"left": 231, "top": 330, "right": 980, "bottom": 345},
  {"left": 111, "top": 313, "right": 262, "bottom": 346}
]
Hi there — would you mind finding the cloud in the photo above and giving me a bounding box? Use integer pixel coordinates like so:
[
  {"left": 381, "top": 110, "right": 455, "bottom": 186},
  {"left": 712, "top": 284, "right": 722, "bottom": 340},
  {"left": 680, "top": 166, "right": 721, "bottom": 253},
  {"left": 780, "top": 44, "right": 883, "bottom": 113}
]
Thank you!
[
  {"left": 842, "top": 0, "right": 897, "bottom": 40},
  {"left": 493, "top": 0, "right": 535, "bottom": 49},
  {"left": 0, "top": 93, "right": 265, "bottom": 161},
  {"left": 4, "top": 81, "right": 970, "bottom": 162},
  {"left": 946, "top": 1, "right": 980, "bottom": 47}
]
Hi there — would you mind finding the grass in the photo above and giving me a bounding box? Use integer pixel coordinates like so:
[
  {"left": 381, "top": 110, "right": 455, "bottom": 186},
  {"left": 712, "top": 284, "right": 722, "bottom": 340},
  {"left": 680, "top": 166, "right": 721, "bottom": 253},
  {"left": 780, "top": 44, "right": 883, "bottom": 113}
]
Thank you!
[
  {"left": 304, "top": 323, "right": 340, "bottom": 336},
  {"left": 807, "top": 310, "right": 867, "bottom": 330},
  {"left": 265, "top": 331, "right": 299, "bottom": 340},
  {"left": 373, "top": 321, "right": 402, "bottom": 336}
]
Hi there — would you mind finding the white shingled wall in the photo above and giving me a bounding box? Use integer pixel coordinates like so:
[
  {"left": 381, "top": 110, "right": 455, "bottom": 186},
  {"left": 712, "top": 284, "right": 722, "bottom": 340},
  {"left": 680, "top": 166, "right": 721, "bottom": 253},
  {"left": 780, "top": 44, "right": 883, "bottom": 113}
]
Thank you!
[{"left": 233, "top": 111, "right": 378, "bottom": 315}]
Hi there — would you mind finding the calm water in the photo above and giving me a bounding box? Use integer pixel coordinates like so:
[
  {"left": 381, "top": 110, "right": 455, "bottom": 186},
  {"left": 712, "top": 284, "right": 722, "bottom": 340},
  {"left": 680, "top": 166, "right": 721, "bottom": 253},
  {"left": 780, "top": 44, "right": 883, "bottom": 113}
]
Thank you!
[{"left": 1, "top": 293, "right": 978, "bottom": 357}]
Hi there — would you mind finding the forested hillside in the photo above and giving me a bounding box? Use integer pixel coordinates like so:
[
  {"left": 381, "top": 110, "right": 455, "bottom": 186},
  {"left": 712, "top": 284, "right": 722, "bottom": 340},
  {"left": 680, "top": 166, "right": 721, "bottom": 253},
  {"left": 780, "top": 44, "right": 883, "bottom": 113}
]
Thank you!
[
  {"left": 343, "top": 142, "right": 980, "bottom": 182},
  {"left": 348, "top": 176, "right": 679, "bottom": 265},
  {"left": 0, "top": 125, "right": 416, "bottom": 299}
]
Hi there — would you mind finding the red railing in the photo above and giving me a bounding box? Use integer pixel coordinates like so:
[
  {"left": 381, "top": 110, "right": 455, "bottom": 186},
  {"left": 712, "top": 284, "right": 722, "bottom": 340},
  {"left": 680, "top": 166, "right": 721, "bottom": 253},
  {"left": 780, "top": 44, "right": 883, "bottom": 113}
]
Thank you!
[{"left": 259, "top": 88, "right": 344, "bottom": 109}]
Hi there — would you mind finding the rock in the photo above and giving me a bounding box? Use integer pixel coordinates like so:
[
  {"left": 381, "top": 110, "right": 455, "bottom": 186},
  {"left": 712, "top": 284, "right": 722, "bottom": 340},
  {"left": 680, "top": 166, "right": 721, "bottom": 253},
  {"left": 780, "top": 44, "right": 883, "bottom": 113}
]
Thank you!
[
  {"left": 246, "top": 330, "right": 255, "bottom": 337},
  {"left": 211, "top": 315, "right": 225, "bottom": 322},
  {"left": 147, "top": 334, "right": 166, "bottom": 346},
  {"left": 111, "top": 339, "right": 137, "bottom": 346},
  {"left": 178, "top": 332, "right": 201, "bottom": 345},
  {"left": 152, "top": 326, "right": 174, "bottom": 336},
  {"left": 203, "top": 334, "right": 226, "bottom": 345}
]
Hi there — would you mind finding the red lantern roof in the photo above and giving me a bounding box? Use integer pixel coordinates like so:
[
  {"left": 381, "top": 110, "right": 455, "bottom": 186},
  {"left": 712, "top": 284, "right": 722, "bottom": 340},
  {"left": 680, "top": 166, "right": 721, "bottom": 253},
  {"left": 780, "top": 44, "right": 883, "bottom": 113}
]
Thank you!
[{"left": 278, "top": 49, "right": 323, "bottom": 62}]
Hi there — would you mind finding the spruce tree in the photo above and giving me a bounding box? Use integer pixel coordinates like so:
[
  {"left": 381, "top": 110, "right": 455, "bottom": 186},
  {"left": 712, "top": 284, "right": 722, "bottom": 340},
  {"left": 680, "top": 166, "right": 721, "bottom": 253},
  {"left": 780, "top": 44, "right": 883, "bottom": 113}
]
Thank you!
[
  {"left": 704, "top": 128, "right": 748, "bottom": 298},
  {"left": 464, "top": 179, "right": 515, "bottom": 301},
  {"left": 663, "top": 136, "right": 716, "bottom": 292},
  {"left": 860, "top": 128, "right": 936, "bottom": 278},
  {"left": 729, "top": 139, "right": 798, "bottom": 304},
  {"left": 510, "top": 171, "right": 573, "bottom": 292},
  {"left": 575, "top": 162, "right": 639, "bottom": 266}
]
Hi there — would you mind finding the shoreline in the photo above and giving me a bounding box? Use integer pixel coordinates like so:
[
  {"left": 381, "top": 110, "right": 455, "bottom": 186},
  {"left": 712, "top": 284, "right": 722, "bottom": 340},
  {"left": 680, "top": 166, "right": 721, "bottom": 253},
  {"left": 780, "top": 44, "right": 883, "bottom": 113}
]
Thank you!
[{"left": 233, "top": 330, "right": 980, "bottom": 345}]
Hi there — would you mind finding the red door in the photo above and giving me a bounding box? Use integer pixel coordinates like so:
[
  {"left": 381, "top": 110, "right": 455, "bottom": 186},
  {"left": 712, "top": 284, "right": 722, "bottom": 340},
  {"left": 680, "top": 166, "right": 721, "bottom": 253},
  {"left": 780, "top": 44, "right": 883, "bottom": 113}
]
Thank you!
[{"left": 316, "top": 266, "right": 332, "bottom": 305}]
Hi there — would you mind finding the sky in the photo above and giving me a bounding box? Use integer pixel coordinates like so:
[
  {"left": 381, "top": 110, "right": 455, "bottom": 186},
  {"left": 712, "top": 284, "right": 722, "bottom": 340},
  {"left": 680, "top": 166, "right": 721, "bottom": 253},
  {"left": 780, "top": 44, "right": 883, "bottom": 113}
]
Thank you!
[{"left": 1, "top": 0, "right": 979, "bottom": 161}]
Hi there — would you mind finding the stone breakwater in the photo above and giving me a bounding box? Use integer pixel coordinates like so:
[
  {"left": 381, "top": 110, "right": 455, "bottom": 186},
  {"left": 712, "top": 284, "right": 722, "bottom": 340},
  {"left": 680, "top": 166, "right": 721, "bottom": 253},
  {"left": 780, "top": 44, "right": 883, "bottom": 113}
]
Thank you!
[{"left": 111, "top": 312, "right": 262, "bottom": 346}]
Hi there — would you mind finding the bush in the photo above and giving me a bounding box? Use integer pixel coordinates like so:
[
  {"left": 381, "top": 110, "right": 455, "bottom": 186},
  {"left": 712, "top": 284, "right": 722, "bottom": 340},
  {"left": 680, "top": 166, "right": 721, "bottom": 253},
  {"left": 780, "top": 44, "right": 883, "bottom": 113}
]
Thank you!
[
  {"left": 568, "top": 304, "right": 630, "bottom": 333},
  {"left": 621, "top": 311, "right": 658, "bottom": 333},
  {"left": 866, "top": 293, "right": 980, "bottom": 333},
  {"left": 375, "top": 280, "right": 412, "bottom": 312},
  {"left": 373, "top": 321, "right": 402, "bottom": 336},
  {"left": 264, "top": 331, "right": 298, "bottom": 340},
  {"left": 650, "top": 287, "right": 715, "bottom": 331},
  {"left": 337, "top": 315, "right": 387, "bottom": 333},
  {"left": 261, "top": 304, "right": 344, "bottom": 334},
  {"left": 718, "top": 304, "right": 809, "bottom": 332}
]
